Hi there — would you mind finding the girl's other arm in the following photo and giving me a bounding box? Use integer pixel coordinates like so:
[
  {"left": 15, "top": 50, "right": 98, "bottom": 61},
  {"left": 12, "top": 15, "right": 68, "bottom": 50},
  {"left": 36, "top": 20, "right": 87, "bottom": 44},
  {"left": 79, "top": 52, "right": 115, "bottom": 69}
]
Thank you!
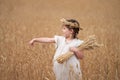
[
  {"left": 70, "top": 47, "right": 84, "bottom": 59},
  {"left": 29, "top": 38, "right": 55, "bottom": 46}
]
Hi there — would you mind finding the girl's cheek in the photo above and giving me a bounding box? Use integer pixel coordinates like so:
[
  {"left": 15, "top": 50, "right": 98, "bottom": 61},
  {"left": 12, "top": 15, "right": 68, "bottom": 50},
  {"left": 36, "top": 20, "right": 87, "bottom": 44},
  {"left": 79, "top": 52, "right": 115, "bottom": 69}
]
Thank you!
[
  {"left": 62, "top": 30, "right": 64, "bottom": 33},
  {"left": 62, "top": 29, "right": 66, "bottom": 33}
]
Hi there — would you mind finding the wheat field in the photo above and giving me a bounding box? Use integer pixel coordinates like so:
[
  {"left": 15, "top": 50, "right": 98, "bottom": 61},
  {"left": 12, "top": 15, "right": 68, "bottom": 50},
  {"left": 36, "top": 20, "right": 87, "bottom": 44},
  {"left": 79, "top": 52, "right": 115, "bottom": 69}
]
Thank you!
[{"left": 0, "top": 0, "right": 120, "bottom": 80}]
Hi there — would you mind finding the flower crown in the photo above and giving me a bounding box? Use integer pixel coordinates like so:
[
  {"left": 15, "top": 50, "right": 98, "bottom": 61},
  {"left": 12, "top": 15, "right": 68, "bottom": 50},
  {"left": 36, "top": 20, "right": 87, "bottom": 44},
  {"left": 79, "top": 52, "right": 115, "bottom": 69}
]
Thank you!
[{"left": 60, "top": 18, "right": 83, "bottom": 30}]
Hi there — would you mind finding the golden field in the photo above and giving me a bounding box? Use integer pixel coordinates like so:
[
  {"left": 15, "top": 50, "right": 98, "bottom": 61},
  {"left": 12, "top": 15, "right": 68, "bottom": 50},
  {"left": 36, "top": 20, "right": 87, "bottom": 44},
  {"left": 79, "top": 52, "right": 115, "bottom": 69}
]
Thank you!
[{"left": 0, "top": 0, "right": 120, "bottom": 80}]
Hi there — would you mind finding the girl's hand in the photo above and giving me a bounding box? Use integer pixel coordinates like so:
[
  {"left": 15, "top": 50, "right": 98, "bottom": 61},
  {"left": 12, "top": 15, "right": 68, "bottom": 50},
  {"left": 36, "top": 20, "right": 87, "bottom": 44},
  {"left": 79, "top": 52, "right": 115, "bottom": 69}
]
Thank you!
[
  {"left": 70, "top": 47, "right": 84, "bottom": 59},
  {"left": 29, "top": 39, "right": 35, "bottom": 46},
  {"left": 69, "top": 47, "right": 78, "bottom": 52}
]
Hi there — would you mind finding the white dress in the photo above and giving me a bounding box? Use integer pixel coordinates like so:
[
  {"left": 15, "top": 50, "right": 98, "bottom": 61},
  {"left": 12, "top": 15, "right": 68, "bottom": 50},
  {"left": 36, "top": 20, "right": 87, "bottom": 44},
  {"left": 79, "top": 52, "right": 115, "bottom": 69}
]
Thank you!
[{"left": 53, "top": 35, "right": 84, "bottom": 80}]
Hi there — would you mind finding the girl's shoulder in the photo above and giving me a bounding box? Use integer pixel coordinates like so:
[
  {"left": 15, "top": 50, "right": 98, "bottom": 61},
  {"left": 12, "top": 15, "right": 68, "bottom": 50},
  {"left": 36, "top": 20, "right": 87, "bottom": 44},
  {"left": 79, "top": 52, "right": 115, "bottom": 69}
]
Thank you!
[
  {"left": 54, "top": 35, "right": 65, "bottom": 42},
  {"left": 54, "top": 35, "right": 65, "bottom": 40},
  {"left": 54, "top": 35, "right": 64, "bottom": 38},
  {"left": 75, "top": 38, "right": 84, "bottom": 43},
  {"left": 74, "top": 38, "right": 84, "bottom": 46}
]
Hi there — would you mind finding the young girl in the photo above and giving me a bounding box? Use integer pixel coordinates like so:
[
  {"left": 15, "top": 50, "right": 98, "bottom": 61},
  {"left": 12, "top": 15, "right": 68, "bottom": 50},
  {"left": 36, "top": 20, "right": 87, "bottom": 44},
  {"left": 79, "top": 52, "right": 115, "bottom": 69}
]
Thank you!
[{"left": 29, "top": 18, "right": 84, "bottom": 80}]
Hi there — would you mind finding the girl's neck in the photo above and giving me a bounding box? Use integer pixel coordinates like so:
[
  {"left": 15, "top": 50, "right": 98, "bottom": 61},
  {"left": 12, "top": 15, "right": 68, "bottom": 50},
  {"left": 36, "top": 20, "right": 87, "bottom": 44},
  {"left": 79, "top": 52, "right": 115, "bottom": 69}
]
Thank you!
[
  {"left": 65, "top": 36, "right": 75, "bottom": 44},
  {"left": 65, "top": 36, "right": 74, "bottom": 41}
]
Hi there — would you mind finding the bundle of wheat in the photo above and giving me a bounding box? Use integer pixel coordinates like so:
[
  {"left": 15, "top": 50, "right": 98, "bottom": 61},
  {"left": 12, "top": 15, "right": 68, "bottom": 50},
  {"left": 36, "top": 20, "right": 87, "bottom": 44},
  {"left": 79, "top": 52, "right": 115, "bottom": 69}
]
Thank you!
[{"left": 56, "top": 35, "right": 102, "bottom": 63}]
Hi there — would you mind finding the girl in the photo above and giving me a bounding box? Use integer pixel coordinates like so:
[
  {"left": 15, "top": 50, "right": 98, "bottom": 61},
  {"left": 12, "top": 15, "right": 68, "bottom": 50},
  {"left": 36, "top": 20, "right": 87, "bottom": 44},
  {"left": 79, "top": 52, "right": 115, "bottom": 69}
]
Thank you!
[{"left": 29, "top": 18, "right": 84, "bottom": 80}]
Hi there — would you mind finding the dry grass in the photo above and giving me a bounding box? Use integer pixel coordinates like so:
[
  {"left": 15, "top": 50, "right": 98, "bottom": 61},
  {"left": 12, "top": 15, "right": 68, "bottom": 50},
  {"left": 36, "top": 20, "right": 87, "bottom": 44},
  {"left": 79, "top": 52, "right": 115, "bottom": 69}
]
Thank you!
[{"left": 0, "top": 0, "right": 120, "bottom": 80}]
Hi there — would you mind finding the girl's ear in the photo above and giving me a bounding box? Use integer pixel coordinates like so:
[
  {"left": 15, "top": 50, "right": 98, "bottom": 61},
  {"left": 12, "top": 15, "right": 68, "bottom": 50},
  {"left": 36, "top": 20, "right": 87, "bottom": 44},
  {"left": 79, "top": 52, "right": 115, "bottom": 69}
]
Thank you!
[{"left": 70, "top": 29, "right": 74, "bottom": 34}]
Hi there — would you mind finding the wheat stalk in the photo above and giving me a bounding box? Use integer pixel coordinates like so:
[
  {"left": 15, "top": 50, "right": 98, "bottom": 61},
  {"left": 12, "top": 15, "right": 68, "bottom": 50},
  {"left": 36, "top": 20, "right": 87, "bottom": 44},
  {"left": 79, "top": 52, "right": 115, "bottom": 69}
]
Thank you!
[{"left": 56, "top": 35, "right": 102, "bottom": 63}]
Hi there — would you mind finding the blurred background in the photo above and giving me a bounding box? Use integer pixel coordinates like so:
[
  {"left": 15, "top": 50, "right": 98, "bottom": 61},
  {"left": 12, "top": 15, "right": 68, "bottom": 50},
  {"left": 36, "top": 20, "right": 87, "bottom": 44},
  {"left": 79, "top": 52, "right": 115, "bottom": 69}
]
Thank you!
[{"left": 0, "top": 0, "right": 120, "bottom": 80}]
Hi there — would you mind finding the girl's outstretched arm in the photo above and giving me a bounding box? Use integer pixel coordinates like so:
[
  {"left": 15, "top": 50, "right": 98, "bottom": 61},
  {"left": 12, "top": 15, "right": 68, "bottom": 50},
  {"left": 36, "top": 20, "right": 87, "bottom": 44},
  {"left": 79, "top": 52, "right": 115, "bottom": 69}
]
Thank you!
[
  {"left": 29, "top": 38, "right": 55, "bottom": 46},
  {"left": 69, "top": 47, "right": 84, "bottom": 59}
]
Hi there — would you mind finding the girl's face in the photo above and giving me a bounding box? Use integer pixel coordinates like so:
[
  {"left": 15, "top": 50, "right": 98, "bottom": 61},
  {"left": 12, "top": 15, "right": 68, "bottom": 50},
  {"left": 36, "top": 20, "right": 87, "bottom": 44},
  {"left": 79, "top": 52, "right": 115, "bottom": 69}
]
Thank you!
[{"left": 61, "top": 25, "right": 73, "bottom": 38}]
